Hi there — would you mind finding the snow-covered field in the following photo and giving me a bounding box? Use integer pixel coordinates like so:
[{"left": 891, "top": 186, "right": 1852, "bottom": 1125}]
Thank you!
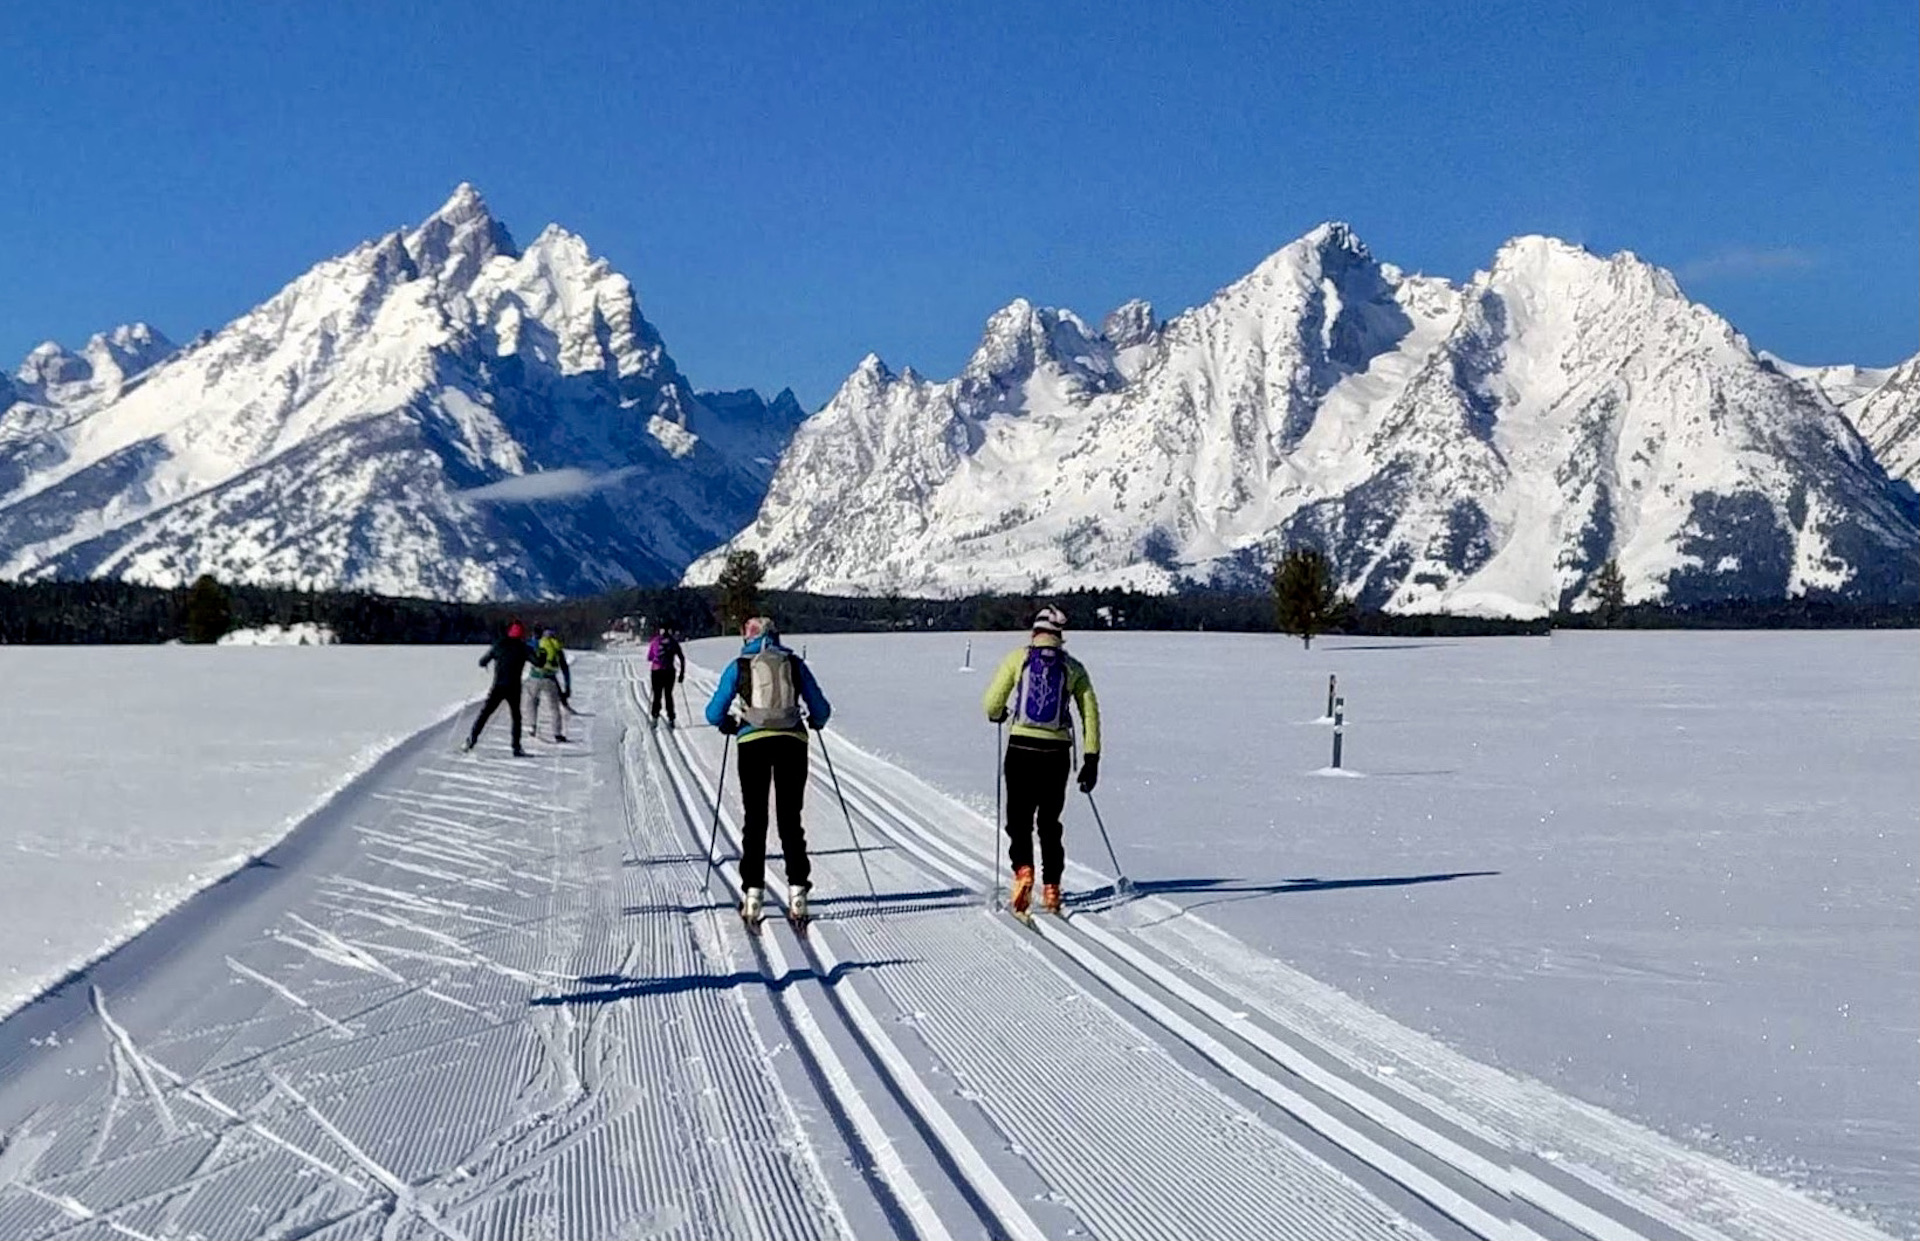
[
  {"left": 692, "top": 628, "right": 1920, "bottom": 1235},
  {"left": 0, "top": 646, "right": 478, "bottom": 1019},
  {"left": 0, "top": 635, "right": 1909, "bottom": 1240}
]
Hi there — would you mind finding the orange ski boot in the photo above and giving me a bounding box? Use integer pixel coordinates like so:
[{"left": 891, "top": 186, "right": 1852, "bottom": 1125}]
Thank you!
[
  {"left": 1009, "top": 865, "right": 1035, "bottom": 915},
  {"left": 1041, "top": 883, "right": 1063, "bottom": 915}
]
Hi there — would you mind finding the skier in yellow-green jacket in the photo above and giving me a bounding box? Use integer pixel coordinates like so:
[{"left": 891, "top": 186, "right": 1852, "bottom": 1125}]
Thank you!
[{"left": 982, "top": 605, "right": 1101, "bottom": 915}]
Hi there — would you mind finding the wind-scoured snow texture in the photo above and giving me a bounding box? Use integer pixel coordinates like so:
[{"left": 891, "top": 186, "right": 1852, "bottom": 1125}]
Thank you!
[
  {"left": 0, "top": 186, "right": 805, "bottom": 600},
  {"left": 694, "top": 226, "right": 1917, "bottom": 616},
  {"left": 0, "top": 646, "right": 478, "bottom": 1020}
]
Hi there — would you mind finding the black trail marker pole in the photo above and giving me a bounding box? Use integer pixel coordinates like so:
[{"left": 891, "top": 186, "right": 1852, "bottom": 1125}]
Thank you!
[
  {"left": 1332, "top": 695, "right": 1345, "bottom": 770},
  {"left": 1327, "top": 674, "right": 1337, "bottom": 719}
]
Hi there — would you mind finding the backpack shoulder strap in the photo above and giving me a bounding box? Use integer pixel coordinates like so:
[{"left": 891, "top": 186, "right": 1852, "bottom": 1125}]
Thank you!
[{"left": 734, "top": 655, "right": 752, "bottom": 704}]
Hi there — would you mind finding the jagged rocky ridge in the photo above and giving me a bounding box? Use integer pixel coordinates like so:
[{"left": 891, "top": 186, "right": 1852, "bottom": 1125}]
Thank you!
[
  {"left": 0, "top": 185, "right": 804, "bottom": 600},
  {"left": 691, "top": 225, "right": 1918, "bottom": 615}
]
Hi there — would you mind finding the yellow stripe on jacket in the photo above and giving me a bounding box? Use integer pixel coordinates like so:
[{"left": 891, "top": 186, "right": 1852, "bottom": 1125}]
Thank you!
[{"left": 981, "top": 636, "right": 1100, "bottom": 755}]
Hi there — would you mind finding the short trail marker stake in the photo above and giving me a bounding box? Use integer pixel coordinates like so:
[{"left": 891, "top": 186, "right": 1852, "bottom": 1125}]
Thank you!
[
  {"left": 1326, "top": 674, "right": 1337, "bottom": 720},
  {"left": 962, "top": 640, "right": 972, "bottom": 671},
  {"left": 1331, "top": 695, "right": 1346, "bottom": 770}
]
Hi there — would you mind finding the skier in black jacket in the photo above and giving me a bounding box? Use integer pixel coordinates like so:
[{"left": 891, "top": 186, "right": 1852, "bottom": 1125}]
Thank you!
[{"left": 465, "top": 620, "right": 532, "bottom": 756}]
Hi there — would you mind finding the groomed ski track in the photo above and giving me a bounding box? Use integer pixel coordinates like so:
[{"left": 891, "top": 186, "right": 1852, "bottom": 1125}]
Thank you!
[{"left": 0, "top": 653, "right": 1893, "bottom": 1241}]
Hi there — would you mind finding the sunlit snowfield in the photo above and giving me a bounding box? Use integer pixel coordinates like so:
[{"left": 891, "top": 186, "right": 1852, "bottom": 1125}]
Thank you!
[
  {"left": 0, "top": 633, "right": 1912, "bottom": 1234},
  {"left": 691, "top": 628, "right": 1920, "bottom": 1233},
  {"left": 0, "top": 646, "right": 478, "bottom": 1019}
]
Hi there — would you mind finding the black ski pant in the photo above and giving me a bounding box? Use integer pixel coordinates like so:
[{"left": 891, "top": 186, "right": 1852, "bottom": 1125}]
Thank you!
[
  {"left": 649, "top": 667, "right": 677, "bottom": 722},
  {"left": 736, "top": 734, "right": 810, "bottom": 891},
  {"left": 1004, "top": 738, "right": 1072, "bottom": 885},
  {"left": 469, "top": 682, "right": 523, "bottom": 750}
]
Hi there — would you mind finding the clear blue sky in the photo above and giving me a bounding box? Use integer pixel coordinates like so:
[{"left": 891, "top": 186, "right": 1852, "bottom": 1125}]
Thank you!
[{"left": 4, "top": 0, "right": 1914, "bottom": 408}]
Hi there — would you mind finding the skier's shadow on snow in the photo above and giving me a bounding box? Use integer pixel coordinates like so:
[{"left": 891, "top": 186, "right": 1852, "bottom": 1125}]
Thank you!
[
  {"left": 531, "top": 957, "right": 914, "bottom": 1006},
  {"left": 619, "top": 886, "right": 974, "bottom": 920},
  {"left": 620, "top": 899, "right": 742, "bottom": 916},
  {"left": 1318, "top": 642, "right": 1458, "bottom": 652},
  {"left": 811, "top": 886, "right": 975, "bottom": 918},
  {"left": 1088, "top": 871, "right": 1499, "bottom": 917}
]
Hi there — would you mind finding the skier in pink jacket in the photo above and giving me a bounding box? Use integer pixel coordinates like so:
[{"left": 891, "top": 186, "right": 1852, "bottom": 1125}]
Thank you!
[{"left": 646, "top": 625, "right": 687, "bottom": 728}]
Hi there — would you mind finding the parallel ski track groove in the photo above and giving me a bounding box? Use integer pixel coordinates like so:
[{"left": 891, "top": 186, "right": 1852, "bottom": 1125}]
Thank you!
[
  {"left": 893, "top": 761, "right": 1885, "bottom": 1241},
  {"left": 821, "top": 752, "right": 1576, "bottom": 1240},
  {"left": 810, "top": 730, "right": 1559, "bottom": 1241},
  {"left": 665, "top": 663, "right": 1413, "bottom": 1241},
  {"left": 0, "top": 667, "right": 851, "bottom": 1241},
  {"left": 815, "top": 724, "right": 1905, "bottom": 1241},
  {"left": 633, "top": 665, "right": 956, "bottom": 1241},
  {"left": 608, "top": 692, "right": 860, "bottom": 1241}
]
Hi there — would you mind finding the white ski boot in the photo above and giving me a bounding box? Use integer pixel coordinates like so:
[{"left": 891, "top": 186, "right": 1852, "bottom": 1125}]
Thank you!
[
  {"left": 740, "top": 887, "right": 764, "bottom": 924},
  {"left": 788, "top": 885, "right": 810, "bottom": 922}
]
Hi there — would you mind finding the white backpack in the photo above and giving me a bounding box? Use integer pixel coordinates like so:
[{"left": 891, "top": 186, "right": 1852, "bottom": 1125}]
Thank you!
[{"left": 735, "top": 647, "right": 802, "bottom": 730}]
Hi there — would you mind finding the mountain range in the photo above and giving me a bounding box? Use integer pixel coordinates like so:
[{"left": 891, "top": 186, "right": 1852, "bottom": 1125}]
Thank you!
[
  {"left": 4, "top": 190, "right": 1914, "bottom": 615},
  {"left": 689, "top": 225, "right": 1917, "bottom": 616},
  {"left": 0, "top": 185, "right": 801, "bottom": 600}
]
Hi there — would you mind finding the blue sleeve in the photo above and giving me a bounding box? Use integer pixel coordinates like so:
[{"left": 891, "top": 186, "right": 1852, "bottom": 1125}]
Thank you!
[
  {"left": 706, "top": 660, "right": 738, "bottom": 726},
  {"left": 797, "top": 659, "right": 831, "bottom": 728}
]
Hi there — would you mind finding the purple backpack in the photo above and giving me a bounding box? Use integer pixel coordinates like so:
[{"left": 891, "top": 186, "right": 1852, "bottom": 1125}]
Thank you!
[{"left": 1014, "top": 646, "right": 1070, "bottom": 729}]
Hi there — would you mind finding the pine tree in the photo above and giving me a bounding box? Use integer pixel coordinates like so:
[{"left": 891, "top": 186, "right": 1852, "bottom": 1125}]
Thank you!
[
  {"left": 1272, "top": 546, "right": 1347, "bottom": 649},
  {"left": 716, "top": 549, "right": 765, "bottom": 635},
  {"left": 182, "top": 574, "right": 233, "bottom": 644},
  {"left": 1591, "top": 558, "right": 1627, "bottom": 627}
]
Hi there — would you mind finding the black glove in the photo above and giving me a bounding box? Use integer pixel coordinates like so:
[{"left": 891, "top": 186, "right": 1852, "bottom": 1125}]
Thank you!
[
  {"left": 988, "top": 707, "right": 1008, "bottom": 724},
  {"left": 677, "top": 671, "right": 685, "bottom": 684},
  {"left": 1077, "top": 753, "right": 1100, "bottom": 794},
  {"left": 718, "top": 714, "right": 740, "bottom": 736},
  {"left": 807, "top": 715, "right": 826, "bottom": 731}
]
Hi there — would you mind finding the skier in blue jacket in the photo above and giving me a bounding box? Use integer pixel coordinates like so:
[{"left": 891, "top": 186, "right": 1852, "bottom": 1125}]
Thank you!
[{"left": 706, "top": 617, "right": 831, "bottom": 921}]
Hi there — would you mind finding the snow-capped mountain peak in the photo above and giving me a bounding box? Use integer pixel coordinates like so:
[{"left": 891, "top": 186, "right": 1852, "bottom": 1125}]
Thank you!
[
  {"left": 1099, "top": 299, "right": 1158, "bottom": 349},
  {"left": 958, "top": 298, "right": 1119, "bottom": 413},
  {"left": 14, "top": 341, "right": 87, "bottom": 389},
  {"left": 0, "top": 187, "right": 802, "bottom": 600},
  {"left": 8, "top": 323, "right": 177, "bottom": 410},
  {"left": 404, "top": 182, "right": 519, "bottom": 288}
]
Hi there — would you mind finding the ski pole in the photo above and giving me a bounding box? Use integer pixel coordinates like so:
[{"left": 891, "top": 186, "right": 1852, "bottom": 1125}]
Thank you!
[
  {"left": 681, "top": 680, "right": 693, "bottom": 728},
  {"left": 816, "top": 731, "right": 878, "bottom": 902},
  {"left": 701, "top": 734, "right": 734, "bottom": 895},
  {"left": 1084, "top": 792, "right": 1133, "bottom": 899},
  {"left": 990, "top": 719, "right": 1004, "bottom": 908}
]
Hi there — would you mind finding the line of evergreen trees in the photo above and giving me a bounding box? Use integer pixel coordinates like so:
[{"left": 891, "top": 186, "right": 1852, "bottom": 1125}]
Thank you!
[{"left": 1, "top": 566, "right": 1911, "bottom": 647}]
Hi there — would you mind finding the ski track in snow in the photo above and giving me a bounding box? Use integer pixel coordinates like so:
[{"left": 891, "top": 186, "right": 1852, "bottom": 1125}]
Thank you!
[{"left": 0, "top": 655, "right": 1895, "bottom": 1241}]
